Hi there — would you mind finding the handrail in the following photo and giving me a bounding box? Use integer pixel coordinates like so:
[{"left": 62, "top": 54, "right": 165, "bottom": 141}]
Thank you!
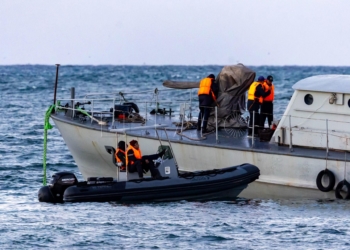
[
  {"left": 109, "top": 124, "right": 168, "bottom": 132},
  {"left": 56, "top": 90, "right": 350, "bottom": 149},
  {"left": 58, "top": 97, "right": 350, "bottom": 130},
  {"left": 83, "top": 88, "right": 194, "bottom": 99}
]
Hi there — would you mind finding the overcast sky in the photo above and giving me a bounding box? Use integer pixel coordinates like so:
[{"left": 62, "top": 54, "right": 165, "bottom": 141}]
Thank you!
[{"left": 1, "top": 0, "right": 350, "bottom": 66}]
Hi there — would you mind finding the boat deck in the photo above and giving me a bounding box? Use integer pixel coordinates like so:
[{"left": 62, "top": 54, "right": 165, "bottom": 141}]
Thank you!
[{"left": 52, "top": 110, "right": 350, "bottom": 162}]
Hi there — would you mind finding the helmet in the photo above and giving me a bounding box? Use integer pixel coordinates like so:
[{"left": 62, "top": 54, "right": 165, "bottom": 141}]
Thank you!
[{"left": 258, "top": 76, "right": 265, "bottom": 81}]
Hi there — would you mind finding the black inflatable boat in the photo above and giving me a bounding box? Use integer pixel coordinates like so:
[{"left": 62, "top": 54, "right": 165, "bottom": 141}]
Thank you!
[{"left": 38, "top": 159, "right": 259, "bottom": 203}]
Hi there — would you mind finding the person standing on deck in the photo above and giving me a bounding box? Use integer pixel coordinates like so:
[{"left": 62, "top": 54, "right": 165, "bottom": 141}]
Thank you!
[
  {"left": 197, "top": 74, "right": 218, "bottom": 133},
  {"left": 247, "top": 76, "right": 271, "bottom": 136},
  {"left": 260, "top": 75, "right": 275, "bottom": 128}
]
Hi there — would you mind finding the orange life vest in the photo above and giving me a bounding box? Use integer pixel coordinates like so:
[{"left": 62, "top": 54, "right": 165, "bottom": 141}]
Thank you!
[
  {"left": 262, "top": 81, "right": 274, "bottom": 102},
  {"left": 126, "top": 145, "right": 142, "bottom": 166},
  {"left": 197, "top": 78, "right": 216, "bottom": 101},
  {"left": 247, "top": 81, "right": 263, "bottom": 104},
  {"left": 115, "top": 149, "right": 126, "bottom": 170}
]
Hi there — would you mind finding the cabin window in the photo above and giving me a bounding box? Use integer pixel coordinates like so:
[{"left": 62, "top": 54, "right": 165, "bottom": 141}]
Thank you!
[
  {"left": 348, "top": 99, "right": 350, "bottom": 108},
  {"left": 304, "top": 94, "right": 313, "bottom": 105}
]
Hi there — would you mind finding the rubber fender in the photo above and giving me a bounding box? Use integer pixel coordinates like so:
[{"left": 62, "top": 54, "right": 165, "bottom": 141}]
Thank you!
[
  {"left": 335, "top": 180, "right": 350, "bottom": 199},
  {"left": 123, "top": 102, "right": 139, "bottom": 113},
  {"left": 316, "top": 169, "right": 335, "bottom": 192}
]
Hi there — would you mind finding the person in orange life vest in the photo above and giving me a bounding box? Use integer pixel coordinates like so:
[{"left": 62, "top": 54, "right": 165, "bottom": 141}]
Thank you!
[
  {"left": 126, "top": 140, "right": 165, "bottom": 179},
  {"left": 115, "top": 140, "right": 127, "bottom": 171},
  {"left": 247, "top": 76, "right": 271, "bottom": 136},
  {"left": 260, "top": 75, "right": 275, "bottom": 128},
  {"left": 197, "top": 74, "right": 218, "bottom": 133}
]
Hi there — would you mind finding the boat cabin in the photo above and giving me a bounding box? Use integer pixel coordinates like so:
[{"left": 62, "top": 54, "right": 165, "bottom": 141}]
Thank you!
[{"left": 274, "top": 75, "right": 350, "bottom": 151}]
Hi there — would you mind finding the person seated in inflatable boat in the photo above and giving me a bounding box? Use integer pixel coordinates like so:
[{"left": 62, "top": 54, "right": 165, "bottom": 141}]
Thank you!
[
  {"left": 115, "top": 141, "right": 127, "bottom": 171},
  {"left": 126, "top": 140, "right": 165, "bottom": 179}
]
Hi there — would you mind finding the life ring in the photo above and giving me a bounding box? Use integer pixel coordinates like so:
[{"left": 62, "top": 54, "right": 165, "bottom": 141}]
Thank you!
[
  {"left": 335, "top": 180, "right": 350, "bottom": 199},
  {"left": 123, "top": 102, "right": 140, "bottom": 113},
  {"left": 316, "top": 169, "right": 335, "bottom": 192}
]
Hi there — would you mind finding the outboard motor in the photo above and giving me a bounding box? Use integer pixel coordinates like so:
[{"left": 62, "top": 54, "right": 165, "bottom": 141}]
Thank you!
[{"left": 38, "top": 172, "right": 78, "bottom": 203}]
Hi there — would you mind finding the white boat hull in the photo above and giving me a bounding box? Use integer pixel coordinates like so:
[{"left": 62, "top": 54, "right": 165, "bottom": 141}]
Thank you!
[{"left": 52, "top": 117, "right": 350, "bottom": 199}]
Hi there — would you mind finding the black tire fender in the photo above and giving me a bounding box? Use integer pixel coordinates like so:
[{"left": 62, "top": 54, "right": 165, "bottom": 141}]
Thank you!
[
  {"left": 335, "top": 180, "right": 350, "bottom": 199},
  {"left": 123, "top": 102, "right": 140, "bottom": 113},
  {"left": 316, "top": 169, "right": 335, "bottom": 192}
]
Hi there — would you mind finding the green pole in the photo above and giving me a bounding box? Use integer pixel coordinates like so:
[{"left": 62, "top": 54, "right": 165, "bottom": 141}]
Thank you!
[
  {"left": 43, "top": 129, "right": 48, "bottom": 186},
  {"left": 43, "top": 105, "right": 55, "bottom": 186}
]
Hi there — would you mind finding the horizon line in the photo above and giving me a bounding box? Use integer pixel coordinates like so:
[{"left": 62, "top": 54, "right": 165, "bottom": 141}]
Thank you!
[{"left": 0, "top": 63, "right": 350, "bottom": 67}]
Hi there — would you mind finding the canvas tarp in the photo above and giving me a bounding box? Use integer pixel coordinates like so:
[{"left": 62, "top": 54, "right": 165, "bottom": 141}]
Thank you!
[{"left": 207, "top": 64, "right": 256, "bottom": 128}]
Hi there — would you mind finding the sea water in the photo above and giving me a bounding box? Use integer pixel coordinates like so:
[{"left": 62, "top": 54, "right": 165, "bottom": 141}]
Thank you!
[{"left": 1, "top": 65, "right": 350, "bottom": 249}]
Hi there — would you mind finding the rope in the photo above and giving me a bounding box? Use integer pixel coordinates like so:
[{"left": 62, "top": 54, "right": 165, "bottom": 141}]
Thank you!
[
  {"left": 176, "top": 131, "right": 207, "bottom": 141},
  {"left": 43, "top": 105, "right": 55, "bottom": 186},
  {"left": 170, "top": 120, "right": 215, "bottom": 141},
  {"left": 169, "top": 120, "right": 207, "bottom": 141},
  {"left": 76, "top": 107, "right": 107, "bottom": 125},
  {"left": 172, "top": 121, "right": 197, "bottom": 130}
]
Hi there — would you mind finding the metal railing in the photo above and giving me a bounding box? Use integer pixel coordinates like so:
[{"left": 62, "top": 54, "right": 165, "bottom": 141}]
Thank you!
[
  {"left": 56, "top": 88, "right": 197, "bottom": 130},
  {"left": 55, "top": 88, "right": 350, "bottom": 154}
]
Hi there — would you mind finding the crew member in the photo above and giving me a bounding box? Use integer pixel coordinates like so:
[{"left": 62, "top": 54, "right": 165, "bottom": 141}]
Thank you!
[
  {"left": 260, "top": 75, "right": 275, "bottom": 128},
  {"left": 247, "top": 76, "right": 271, "bottom": 136},
  {"left": 197, "top": 74, "right": 218, "bottom": 133},
  {"left": 126, "top": 140, "right": 165, "bottom": 179},
  {"left": 115, "top": 140, "right": 127, "bottom": 171}
]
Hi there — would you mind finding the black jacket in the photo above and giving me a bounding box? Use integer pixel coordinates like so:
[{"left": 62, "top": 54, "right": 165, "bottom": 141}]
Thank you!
[
  {"left": 127, "top": 148, "right": 139, "bottom": 165},
  {"left": 255, "top": 84, "right": 271, "bottom": 99}
]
